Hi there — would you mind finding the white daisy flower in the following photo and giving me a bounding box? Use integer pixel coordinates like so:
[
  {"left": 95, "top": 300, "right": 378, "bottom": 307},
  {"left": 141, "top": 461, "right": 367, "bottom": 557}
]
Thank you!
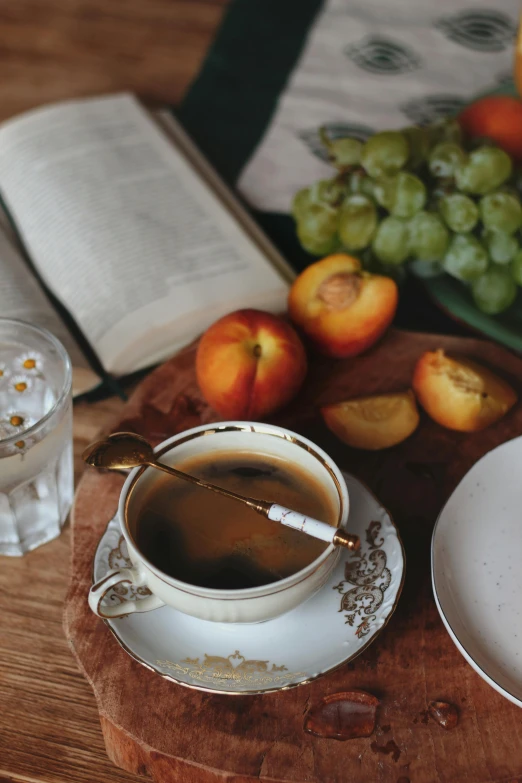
[
  {"left": 5, "top": 411, "right": 33, "bottom": 433},
  {"left": 1, "top": 435, "right": 33, "bottom": 456},
  {"left": 15, "top": 351, "right": 44, "bottom": 374},
  {"left": 10, "top": 375, "right": 32, "bottom": 394}
]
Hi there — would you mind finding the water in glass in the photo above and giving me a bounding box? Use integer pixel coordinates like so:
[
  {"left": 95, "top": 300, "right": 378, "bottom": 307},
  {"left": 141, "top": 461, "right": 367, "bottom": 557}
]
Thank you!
[{"left": 0, "top": 319, "right": 73, "bottom": 555}]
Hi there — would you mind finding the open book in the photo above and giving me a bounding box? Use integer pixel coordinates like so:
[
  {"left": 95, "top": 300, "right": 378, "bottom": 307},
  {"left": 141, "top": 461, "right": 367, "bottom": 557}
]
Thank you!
[{"left": 0, "top": 94, "right": 294, "bottom": 396}]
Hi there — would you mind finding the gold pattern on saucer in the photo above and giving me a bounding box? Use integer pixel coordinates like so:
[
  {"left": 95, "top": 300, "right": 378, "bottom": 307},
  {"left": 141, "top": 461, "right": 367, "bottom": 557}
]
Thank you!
[
  {"left": 157, "top": 651, "right": 306, "bottom": 688},
  {"left": 333, "top": 520, "right": 391, "bottom": 638}
]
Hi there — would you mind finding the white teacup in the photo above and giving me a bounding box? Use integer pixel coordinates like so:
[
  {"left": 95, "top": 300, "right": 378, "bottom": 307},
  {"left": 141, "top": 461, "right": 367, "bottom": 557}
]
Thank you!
[{"left": 88, "top": 421, "right": 349, "bottom": 624}]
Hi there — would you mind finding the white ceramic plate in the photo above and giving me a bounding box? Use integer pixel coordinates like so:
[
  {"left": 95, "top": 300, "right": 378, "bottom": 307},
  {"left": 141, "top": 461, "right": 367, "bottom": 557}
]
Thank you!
[
  {"left": 93, "top": 473, "right": 404, "bottom": 695},
  {"left": 432, "top": 435, "right": 522, "bottom": 708}
]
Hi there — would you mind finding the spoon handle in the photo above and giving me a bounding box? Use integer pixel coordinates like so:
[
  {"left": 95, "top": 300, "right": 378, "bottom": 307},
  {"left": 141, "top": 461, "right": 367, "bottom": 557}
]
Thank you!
[
  {"left": 151, "top": 459, "right": 359, "bottom": 551},
  {"left": 150, "top": 459, "right": 272, "bottom": 512},
  {"left": 267, "top": 504, "right": 359, "bottom": 551}
]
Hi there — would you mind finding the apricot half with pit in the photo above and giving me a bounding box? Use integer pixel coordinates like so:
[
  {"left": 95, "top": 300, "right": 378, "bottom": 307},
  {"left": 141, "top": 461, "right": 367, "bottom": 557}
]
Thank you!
[
  {"left": 288, "top": 254, "right": 398, "bottom": 358},
  {"left": 412, "top": 349, "right": 517, "bottom": 432},
  {"left": 321, "top": 390, "right": 419, "bottom": 450}
]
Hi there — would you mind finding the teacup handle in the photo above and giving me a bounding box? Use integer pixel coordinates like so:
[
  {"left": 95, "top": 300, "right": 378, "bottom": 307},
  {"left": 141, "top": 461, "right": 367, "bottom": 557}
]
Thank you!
[{"left": 89, "top": 566, "right": 165, "bottom": 618}]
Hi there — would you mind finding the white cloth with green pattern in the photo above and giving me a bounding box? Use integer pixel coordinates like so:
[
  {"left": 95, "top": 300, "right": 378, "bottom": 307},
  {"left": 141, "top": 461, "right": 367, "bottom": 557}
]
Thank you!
[{"left": 238, "top": 0, "right": 520, "bottom": 213}]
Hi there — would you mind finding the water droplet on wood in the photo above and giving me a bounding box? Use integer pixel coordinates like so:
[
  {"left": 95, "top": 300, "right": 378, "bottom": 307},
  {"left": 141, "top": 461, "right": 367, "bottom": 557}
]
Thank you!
[
  {"left": 304, "top": 690, "right": 379, "bottom": 740},
  {"left": 428, "top": 700, "right": 459, "bottom": 730}
]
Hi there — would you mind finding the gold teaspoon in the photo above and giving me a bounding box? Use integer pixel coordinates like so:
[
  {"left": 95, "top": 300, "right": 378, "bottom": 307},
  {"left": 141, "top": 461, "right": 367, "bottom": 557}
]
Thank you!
[{"left": 82, "top": 432, "right": 360, "bottom": 552}]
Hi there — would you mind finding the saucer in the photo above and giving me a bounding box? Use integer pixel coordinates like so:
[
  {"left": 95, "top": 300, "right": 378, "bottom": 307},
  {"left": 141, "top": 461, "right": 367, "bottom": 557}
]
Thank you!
[
  {"left": 432, "top": 435, "right": 522, "bottom": 708},
  {"left": 93, "top": 473, "right": 404, "bottom": 695}
]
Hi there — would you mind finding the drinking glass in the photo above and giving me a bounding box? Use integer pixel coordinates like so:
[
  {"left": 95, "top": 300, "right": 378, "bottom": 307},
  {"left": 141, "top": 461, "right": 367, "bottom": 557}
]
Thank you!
[{"left": 0, "top": 318, "right": 73, "bottom": 555}]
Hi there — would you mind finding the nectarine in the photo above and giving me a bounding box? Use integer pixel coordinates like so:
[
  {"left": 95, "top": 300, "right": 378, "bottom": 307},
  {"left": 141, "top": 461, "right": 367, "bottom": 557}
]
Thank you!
[
  {"left": 321, "top": 390, "right": 419, "bottom": 450},
  {"left": 459, "top": 96, "right": 522, "bottom": 161},
  {"left": 196, "top": 309, "right": 307, "bottom": 419},
  {"left": 288, "top": 254, "right": 398, "bottom": 358},
  {"left": 412, "top": 349, "right": 517, "bottom": 432}
]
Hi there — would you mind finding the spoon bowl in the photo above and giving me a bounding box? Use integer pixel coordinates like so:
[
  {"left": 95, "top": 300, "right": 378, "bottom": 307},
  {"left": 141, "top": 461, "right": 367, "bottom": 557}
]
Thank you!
[{"left": 83, "top": 432, "right": 155, "bottom": 471}]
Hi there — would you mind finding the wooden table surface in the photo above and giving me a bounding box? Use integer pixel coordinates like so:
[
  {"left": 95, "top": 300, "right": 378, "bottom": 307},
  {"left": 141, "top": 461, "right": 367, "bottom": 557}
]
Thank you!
[{"left": 0, "top": 2, "right": 227, "bottom": 781}]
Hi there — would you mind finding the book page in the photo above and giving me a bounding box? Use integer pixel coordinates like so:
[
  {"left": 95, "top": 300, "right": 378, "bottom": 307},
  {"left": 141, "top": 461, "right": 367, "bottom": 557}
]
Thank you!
[
  {"left": 0, "top": 94, "right": 291, "bottom": 375},
  {"left": 0, "top": 214, "right": 99, "bottom": 396}
]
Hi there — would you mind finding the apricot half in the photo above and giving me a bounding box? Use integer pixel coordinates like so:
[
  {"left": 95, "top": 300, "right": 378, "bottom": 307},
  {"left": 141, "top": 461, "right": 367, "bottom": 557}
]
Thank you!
[
  {"left": 412, "top": 350, "right": 517, "bottom": 432},
  {"left": 321, "top": 390, "right": 419, "bottom": 450},
  {"left": 288, "top": 254, "right": 398, "bottom": 358}
]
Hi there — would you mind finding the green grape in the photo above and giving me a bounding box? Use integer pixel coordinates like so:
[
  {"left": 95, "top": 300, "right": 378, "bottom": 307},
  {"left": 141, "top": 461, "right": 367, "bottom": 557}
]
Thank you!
[
  {"left": 402, "top": 126, "right": 431, "bottom": 169},
  {"left": 296, "top": 203, "right": 339, "bottom": 256},
  {"left": 430, "top": 117, "right": 463, "bottom": 146},
  {"left": 348, "top": 169, "right": 375, "bottom": 198},
  {"left": 510, "top": 250, "right": 522, "bottom": 286},
  {"left": 292, "top": 187, "right": 311, "bottom": 220},
  {"left": 408, "top": 211, "right": 449, "bottom": 261},
  {"left": 338, "top": 195, "right": 378, "bottom": 251},
  {"left": 373, "top": 176, "right": 395, "bottom": 211},
  {"left": 373, "top": 172, "right": 426, "bottom": 218},
  {"left": 309, "top": 178, "right": 347, "bottom": 208},
  {"left": 483, "top": 230, "right": 519, "bottom": 264},
  {"left": 455, "top": 146, "right": 512, "bottom": 195},
  {"left": 293, "top": 180, "right": 347, "bottom": 221},
  {"left": 361, "top": 131, "right": 409, "bottom": 178},
  {"left": 471, "top": 267, "right": 517, "bottom": 314},
  {"left": 391, "top": 172, "right": 426, "bottom": 218},
  {"left": 297, "top": 228, "right": 339, "bottom": 257},
  {"left": 409, "top": 259, "right": 444, "bottom": 278},
  {"left": 321, "top": 131, "right": 363, "bottom": 169},
  {"left": 438, "top": 193, "right": 479, "bottom": 233},
  {"left": 428, "top": 142, "right": 467, "bottom": 178},
  {"left": 360, "top": 249, "right": 408, "bottom": 282},
  {"left": 480, "top": 191, "right": 522, "bottom": 235},
  {"left": 371, "top": 216, "right": 410, "bottom": 265},
  {"left": 442, "top": 233, "right": 489, "bottom": 281}
]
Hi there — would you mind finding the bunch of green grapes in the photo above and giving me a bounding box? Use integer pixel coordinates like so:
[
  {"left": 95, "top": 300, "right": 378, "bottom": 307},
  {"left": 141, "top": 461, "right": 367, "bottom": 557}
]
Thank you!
[{"left": 291, "top": 119, "right": 522, "bottom": 315}]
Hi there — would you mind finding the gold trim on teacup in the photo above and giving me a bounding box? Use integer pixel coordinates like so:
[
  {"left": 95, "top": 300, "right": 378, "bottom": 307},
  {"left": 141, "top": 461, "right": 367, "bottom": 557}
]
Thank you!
[
  {"left": 93, "top": 477, "right": 406, "bottom": 696},
  {"left": 122, "top": 423, "right": 346, "bottom": 598}
]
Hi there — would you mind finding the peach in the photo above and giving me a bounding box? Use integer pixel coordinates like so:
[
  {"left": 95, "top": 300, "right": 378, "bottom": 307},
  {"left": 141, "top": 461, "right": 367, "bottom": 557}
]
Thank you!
[
  {"left": 196, "top": 309, "right": 307, "bottom": 419},
  {"left": 459, "top": 96, "right": 522, "bottom": 161},
  {"left": 321, "top": 390, "right": 419, "bottom": 450},
  {"left": 288, "top": 254, "right": 398, "bottom": 358},
  {"left": 412, "top": 349, "right": 517, "bottom": 432}
]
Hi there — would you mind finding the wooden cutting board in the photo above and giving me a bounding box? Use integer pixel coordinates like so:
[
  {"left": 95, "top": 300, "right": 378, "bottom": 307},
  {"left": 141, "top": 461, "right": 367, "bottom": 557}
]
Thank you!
[{"left": 63, "top": 328, "right": 522, "bottom": 783}]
